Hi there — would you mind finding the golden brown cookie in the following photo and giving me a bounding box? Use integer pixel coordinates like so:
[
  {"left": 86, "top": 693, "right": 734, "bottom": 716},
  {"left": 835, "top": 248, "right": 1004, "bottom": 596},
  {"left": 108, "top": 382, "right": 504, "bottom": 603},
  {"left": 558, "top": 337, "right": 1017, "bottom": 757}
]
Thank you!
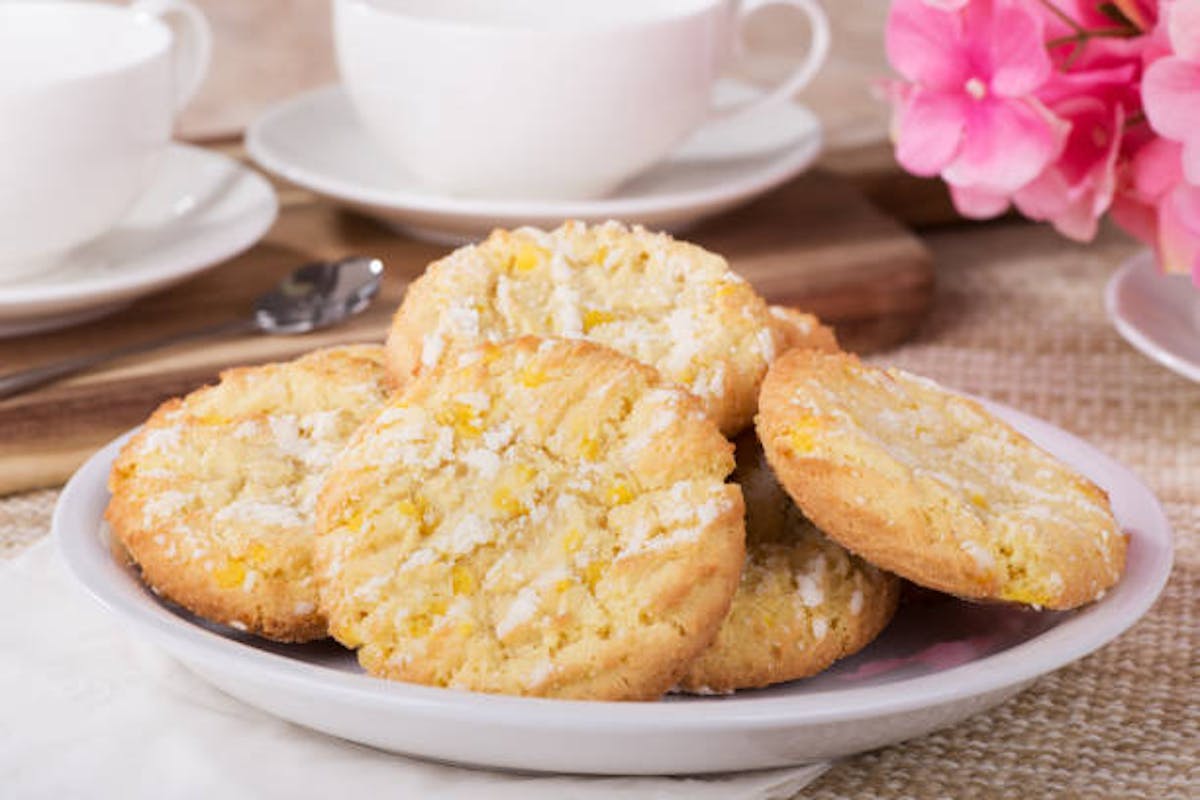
[
  {"left": 106, "top": 346, "right": 393, "bottom": 641},
  {"left": 757, "top": 351, "right": 1126, "bottom": 609},
  {"left": 385, "top": 221, "right": 776, "bottom": 435},
  {"left": 768, "top": 305, "right": 840, "bottom": 354},
  {"left": 315, "top": 337, "right": 745, "bottom": 699},
  {"left": 677, "top": 431, "right": 899, "bottom": 693}
]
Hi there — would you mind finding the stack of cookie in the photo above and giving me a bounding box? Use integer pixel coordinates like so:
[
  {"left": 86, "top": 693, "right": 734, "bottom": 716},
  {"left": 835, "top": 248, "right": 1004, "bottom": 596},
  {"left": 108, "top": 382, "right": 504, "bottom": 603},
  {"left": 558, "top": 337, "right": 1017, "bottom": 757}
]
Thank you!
[{"left": 107, "top": 221, "right": 1126, "bottom": 701}]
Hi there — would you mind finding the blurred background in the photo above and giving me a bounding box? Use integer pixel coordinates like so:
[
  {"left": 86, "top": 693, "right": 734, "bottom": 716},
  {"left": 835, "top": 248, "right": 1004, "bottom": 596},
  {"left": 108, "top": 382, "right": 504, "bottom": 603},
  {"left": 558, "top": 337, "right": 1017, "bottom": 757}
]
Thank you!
[{"left": 170, "top": 0, "right": 892, "bottom": 150}]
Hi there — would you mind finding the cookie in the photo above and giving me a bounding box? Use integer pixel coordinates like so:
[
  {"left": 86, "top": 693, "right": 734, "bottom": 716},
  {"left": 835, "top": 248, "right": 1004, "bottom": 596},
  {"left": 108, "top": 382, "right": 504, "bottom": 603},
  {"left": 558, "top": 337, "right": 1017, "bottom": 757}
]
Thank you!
[
  {"left": 106, "top": 345, "right": 393, "bottom": 642},
  {"left": 385, "top": 221, "right": 776, "bottom": 435},
  {"left": 315, "top": 337, "right": 745, "bottom": 700},
  {"left": 677, "top": 431, "right": 899, "bottom": 693},
  {"left": 757, "top": 351, "right": 1126, "bottom": 609},
  {"left": 768, "top": 306, "right": 840, "bottom": 354}
]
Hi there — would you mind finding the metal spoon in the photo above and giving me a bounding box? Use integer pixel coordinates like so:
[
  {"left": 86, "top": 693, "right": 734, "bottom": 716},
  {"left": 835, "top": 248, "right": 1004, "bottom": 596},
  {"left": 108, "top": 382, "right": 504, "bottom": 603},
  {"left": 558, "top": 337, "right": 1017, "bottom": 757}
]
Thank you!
[{"left": 0, "top": 257, "right": 384, "bottom": 400}]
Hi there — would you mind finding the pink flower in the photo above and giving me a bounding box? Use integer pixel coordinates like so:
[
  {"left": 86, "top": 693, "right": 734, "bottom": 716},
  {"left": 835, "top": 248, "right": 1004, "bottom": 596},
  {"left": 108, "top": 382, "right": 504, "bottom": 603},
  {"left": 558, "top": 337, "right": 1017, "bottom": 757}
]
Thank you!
[
  {"left": 1111, "top": 139, "right": 1177, "bottom": 242},
  {"left": 945, "top": 65, "right": 1134, "bottom": 237},
  {"left": 1159, "top": 186, "right": 1200, "bottom": 283},
  {"left": 947, "top": 184, "right": 1012, "bottom": 218},
  {"left": 1112, "top": 139, "right": 1200, "bottom": 281},
  {"left": 883, "top": 0, "right": 1200, "bottom": 286},
  {"left": 1143, "top": 0, "right": 1200, "bottom": 184},
  {"left": 1012, "top": 96, "right": 1124, "bottom": 240},
  {"left": 886, "top": 0, "right": 1066, "bottom": 195},
  {"left": 1006, "top": 65, "right": 1136, "bottom": 240},
  {"left": 1044, "top": 1, "right": 1154, "bottom": 70}
]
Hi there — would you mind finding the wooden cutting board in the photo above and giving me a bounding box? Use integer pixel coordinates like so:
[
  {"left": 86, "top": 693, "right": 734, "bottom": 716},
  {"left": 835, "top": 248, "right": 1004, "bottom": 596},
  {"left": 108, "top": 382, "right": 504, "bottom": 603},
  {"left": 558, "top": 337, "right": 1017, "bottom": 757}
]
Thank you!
[{"left": 0, "top": 169, "right": 933, "bottom": 494}]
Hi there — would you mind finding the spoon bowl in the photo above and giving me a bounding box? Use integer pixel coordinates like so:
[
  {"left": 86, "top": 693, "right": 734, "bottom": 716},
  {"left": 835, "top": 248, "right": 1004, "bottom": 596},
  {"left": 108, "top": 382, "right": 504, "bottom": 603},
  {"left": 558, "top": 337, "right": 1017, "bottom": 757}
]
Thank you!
[
  {"left": 256, "top": 257, "right": 384, "bottom": 334},
  {"left": 0, "top": 256, "right": 387, "bottom": 400}
]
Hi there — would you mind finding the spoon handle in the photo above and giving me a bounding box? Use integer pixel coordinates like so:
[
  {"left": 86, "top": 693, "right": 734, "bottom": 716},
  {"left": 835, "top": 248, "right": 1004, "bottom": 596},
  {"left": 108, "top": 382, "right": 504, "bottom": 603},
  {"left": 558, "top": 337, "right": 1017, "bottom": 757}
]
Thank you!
[{"left": 0, "top": 318, "right": 259, "bottom": 401}]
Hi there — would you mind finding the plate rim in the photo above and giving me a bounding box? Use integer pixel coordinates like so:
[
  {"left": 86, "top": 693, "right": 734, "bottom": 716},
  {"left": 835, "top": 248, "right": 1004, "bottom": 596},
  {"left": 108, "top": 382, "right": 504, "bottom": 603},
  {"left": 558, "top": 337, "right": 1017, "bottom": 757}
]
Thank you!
[
  {"left": 244, "top": 85, "right": 823, "bottom": 221},
  {"left": 0, "top": 144, "right": 278, "bottom": 310},
  {"left": 1105, "top": 249, "right": 1200, "bottom": 384},
  {"left": 54, "top": 398, "right": 1174, "bottom": 732}
]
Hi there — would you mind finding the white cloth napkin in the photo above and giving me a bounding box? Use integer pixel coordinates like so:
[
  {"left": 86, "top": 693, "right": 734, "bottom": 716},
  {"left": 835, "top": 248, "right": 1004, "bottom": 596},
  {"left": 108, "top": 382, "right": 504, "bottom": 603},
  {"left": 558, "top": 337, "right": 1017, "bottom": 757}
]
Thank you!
[{"left": 0, "top": 540, "right": 829, "bottom": 799}]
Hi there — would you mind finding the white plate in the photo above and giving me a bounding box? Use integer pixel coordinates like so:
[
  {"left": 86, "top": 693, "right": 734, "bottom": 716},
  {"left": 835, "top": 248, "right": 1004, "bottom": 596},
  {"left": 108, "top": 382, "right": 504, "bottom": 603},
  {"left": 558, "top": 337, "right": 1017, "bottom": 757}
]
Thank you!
[
  {"left": 54, "top": 400, "right": 1172, "bottom": 776},
  {"left": 0, "top": 145, "right": 278, "bottom": 338},
  {"left": 245, "top": 84, "right": 822, "bottom": 244},
  {"left": 1106, "top": 249, "right": 1200, "bottom": 383}
]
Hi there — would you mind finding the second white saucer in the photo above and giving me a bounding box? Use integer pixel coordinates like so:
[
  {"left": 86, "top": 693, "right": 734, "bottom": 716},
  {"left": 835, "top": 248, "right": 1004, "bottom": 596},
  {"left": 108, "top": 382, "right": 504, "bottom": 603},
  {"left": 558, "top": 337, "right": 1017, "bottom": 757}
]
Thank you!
[
  {"left": 0, "top": 145, "right": 278, "bottom": 338},
  {"left": 246, "top": 84, "right": 822, "bottom": 243},
  {"left": 1106, "top": 249, "right": 1200, "bottom": 383}
]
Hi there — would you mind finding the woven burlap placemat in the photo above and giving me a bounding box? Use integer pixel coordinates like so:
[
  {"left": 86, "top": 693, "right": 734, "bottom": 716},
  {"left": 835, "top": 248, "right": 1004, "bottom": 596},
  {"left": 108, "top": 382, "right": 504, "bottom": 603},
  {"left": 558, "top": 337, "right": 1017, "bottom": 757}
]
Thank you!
[{"left": 2, "top": 222, "right": 1195, "bottom": 797}]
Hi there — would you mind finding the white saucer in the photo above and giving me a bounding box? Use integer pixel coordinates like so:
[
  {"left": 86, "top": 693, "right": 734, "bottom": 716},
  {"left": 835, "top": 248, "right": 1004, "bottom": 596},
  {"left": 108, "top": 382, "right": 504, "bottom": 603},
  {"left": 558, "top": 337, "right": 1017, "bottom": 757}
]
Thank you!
[
  {"left": 0, "top": 145, "right": 278, "bottom": 338},
  {"left": 1106, "top": 249, "right": 1200, "bottom": 383},
  {"left": 246, "top": 84, "right": 822, "bottom": 243},
  {"left": 54, "top": 399, "right": 1172, "bottom": 776}
]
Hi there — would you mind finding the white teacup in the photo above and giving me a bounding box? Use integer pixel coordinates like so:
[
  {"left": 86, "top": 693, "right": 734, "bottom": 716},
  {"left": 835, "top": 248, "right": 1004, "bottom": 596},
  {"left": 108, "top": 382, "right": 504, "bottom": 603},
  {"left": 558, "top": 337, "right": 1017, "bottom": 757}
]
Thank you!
[
  {"left": 0, "top": 0, "right": 211, "bottom": 282},
  {"left": 334, "top": 0, "right": 829, "bottom": 201}
]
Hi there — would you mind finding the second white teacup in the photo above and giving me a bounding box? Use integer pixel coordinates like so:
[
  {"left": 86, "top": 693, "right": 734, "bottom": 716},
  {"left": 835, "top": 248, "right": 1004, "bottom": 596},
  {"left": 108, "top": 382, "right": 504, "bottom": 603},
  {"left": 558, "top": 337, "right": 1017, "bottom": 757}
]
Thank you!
[
  {"left": 0, "top": 0, "right": 210, "bottom": 282},
  {"left": 334, "top": 0, "right": 829, "bottom": 201}
]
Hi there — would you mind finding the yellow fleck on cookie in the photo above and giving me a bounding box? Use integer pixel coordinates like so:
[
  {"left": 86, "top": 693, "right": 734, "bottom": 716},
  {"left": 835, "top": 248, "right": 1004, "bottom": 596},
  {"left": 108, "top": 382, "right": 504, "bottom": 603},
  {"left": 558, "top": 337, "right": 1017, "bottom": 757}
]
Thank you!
[
  {"left": 677, "top": 431, "right": 899, "bottom": 693},
  {"left": 757, "top": 351, "right": 1126, "bottom": 610},
  {"left": 106, "top": 346, "right": 393, "bottom": 641},
  {"left": 385, "top": 221, "right": 776, "bottom": 435},
  {"left": 768, "top": 306, "right": 840, "bottom": 354},
  {"left": 315, "top": 337, "right": 745, "bottom": 700}
]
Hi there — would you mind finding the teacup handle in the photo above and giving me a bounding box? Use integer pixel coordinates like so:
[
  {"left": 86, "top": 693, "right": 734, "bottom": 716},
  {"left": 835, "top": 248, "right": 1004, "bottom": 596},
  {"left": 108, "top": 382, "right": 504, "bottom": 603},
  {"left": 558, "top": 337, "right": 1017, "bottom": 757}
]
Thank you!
[
  {"left": 131, "top": 0, "right": 212, "bottom": 113},
  {"left": 714, "top": 0, "right": 830, "bottom": 122}
]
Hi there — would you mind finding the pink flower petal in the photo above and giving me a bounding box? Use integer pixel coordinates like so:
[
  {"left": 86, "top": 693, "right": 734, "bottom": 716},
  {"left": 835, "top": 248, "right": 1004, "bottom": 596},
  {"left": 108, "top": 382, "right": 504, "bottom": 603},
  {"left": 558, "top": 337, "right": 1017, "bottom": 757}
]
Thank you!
[
  {"left": 886, "top": 0, "right": 967, "bottom": 90},
  {"left": 1050, "top": 202, "right": 1102, "bottom": 241},
  {"left": 894, "top": 90, "right": 968, "bottom": 176},
  {"left": 1184, "top": 139, "right": 1200, "bottom": 186},
  {"left": 1128, "top": 139, "right": 1186, "bottom": 202},
  {"left": 1013, "top": 168, "right": 1070, "bottom": 219},
  {"left": 1062, "top": 30, "right": 1152, "bottom": 72},
  {"left": 1012, "top": 98, "right": 1121, "bottom": 245},
  {"left": 1038, "top": 64, "right": 1138, "bottom": 108},
  {"left": 1016, "top": 169, "right": 1102, "bottom": 241},
  {"left": 968, "top": 0, "right": 1051, "bottom": 96},
  {"left": 1158, "top": 183, "right": 1200, "bottom": 278},
  {"left": 950, "top": 184, "right": 1010, "bottom": 218},
  {"left": 1111, "top": 193, "right": 1159, "bottom": 245},
  {"left": 943, "top": 97, "right": 1065, "bottom": 193},
  {"left": 1047, "top": 97, "right": 1121, "bottom": 188},
  {"left": 1141, "top": 10, "right": 1175, "bottom": 64},
  {"left": 1168, "top": 0, "right": 1200, "bottom": 61},
  {"left": 1143, "top": 58, "right": 1200, "bottom": 142}
]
